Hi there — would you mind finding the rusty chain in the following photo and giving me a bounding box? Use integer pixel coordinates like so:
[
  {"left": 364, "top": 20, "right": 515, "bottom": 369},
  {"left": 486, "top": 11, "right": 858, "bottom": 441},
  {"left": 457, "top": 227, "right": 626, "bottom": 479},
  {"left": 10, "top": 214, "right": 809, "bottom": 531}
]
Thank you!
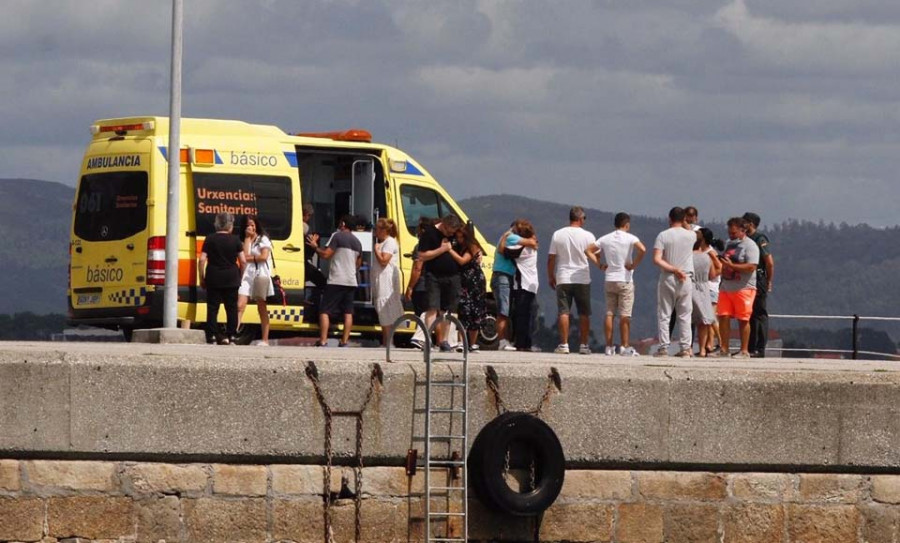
[
  {"left": 305, "top": 361, "right": 383, "bottom": 543},
  {"left": 485, "top": 365, "right": 561, "bottom": 417}
]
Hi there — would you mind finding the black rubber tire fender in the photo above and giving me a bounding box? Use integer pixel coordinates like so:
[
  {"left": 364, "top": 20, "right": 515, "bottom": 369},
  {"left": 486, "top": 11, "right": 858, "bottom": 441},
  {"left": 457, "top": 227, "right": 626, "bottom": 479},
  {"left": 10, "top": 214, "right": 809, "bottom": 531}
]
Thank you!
[
  {"left": 468, "top": 411, "right": 520, "bottom": 505},
  {"left": 470, "top": 411, "right": 565, "bottom": 516}
]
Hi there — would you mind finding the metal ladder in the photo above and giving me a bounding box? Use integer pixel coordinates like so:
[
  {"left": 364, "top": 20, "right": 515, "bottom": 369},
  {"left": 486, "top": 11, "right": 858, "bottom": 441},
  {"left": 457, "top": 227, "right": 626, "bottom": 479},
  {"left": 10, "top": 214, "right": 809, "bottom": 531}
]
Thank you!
[{"left": 388, "top": 313, "right": 469, "bottom": 543}]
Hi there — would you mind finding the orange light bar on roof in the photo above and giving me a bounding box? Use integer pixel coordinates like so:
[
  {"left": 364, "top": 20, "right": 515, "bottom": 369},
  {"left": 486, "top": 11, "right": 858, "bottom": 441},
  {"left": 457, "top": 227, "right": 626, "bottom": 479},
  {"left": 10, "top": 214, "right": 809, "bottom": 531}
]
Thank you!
[
  {"left": 191, "top": 148, "right": 215, "bottom": 165},
  {"left": 90, "top": 121, "right": 155, "bottom": 135},
  {"left": 295, "top": 129, "right": 372, "bottom": 143}
]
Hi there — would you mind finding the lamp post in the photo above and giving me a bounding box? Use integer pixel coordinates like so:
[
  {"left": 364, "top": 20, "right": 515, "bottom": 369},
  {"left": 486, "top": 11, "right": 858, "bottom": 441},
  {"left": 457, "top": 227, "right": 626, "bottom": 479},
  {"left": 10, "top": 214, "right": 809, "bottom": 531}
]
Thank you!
[{"left": 162, "top": 0, "right": 183, "bottom": 329}]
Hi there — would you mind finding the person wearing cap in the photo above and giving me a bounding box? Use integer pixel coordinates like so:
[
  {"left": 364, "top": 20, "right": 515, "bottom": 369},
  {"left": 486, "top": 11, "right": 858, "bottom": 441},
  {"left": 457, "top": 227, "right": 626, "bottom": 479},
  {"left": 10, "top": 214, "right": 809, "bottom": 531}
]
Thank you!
[{"left": 743, "top": 212, "right": 774, "bottom": 358}]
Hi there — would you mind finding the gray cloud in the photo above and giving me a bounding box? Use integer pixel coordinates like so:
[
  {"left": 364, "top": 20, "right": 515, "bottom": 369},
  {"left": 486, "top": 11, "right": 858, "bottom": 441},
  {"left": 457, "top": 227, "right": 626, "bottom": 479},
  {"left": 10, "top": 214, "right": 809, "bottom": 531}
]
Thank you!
[{"left": 2, "top": 0, "right": 900, "bottom": 226}]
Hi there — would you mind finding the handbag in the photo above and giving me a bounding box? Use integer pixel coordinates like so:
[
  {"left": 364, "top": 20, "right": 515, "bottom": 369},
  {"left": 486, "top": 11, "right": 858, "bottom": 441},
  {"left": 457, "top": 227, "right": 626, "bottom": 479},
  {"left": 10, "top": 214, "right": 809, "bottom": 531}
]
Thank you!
[
  {"left": 253, "top": 240, "right": 286, "bottom": 306},
  {"left": 251, "top": 274, "right": 272, "bottom": 301}
]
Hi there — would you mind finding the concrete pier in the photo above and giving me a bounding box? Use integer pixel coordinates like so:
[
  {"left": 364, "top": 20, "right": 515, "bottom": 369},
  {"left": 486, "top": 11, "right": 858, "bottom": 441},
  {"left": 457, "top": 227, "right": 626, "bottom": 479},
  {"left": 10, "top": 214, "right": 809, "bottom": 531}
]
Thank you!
[{"left": 2, "top": 342, "right": 900, "bottom": 471}]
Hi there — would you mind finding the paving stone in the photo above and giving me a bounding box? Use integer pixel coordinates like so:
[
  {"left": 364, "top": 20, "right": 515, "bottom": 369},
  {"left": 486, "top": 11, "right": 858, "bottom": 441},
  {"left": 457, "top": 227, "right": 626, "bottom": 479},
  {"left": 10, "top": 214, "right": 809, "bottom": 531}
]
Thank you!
[
  {"left": 47, "top": 496, "right": 134, "bottom": 540},
  {"left": 26, "top": 461, "right": 118, "bottom": 492},
  {"left": 617, "top": 503, "right": 664, "bottom": 543},
  {"left": 183, "top": 498, "right": 267, "bottom": 543},
  {"left": 136, "top": 496, "right": 180, "bottom": 543},
  {"left": 212, "top": 464, "right": 267, "bottom": 496},
  {"left": 638, "top": 471, "right": 726, "bottom": 501},
  {"left": 271, "top": 465, "right": 323, "bottom": 495},
  {"left": 125, "top": 463, "right": 209, "bottom": 494},
  {"left": 0, "top": 460, "right": 21, "bottom": 491},
  {"left": 722, "top": 504, "right": 785, "bottom": 543},
  {"left": 730, "top": 473, "right": 793, "bottom": 502},
  {"left": 872, "top": 476, "right": 900, "bottom": 505},
  {"left": 540, "top": 502, "right": 614, "bottom": 542},
  {"left": 860, "top": 503, "right": 899, "bottom": 543},
  {"left": 787, "top": 504, "right": 860, "bottom": 543},
  {"left": 666, "top": 503, "right": 718, "bottom": 543},
  {"left": 799, "top": 473, "right": 864, "bottom": 504},
  {"left": 560, "top": 470, "right": 633, "bottom": 501},
  {"left": 0, "top": 497, "right": 44, "bottom": 542}
]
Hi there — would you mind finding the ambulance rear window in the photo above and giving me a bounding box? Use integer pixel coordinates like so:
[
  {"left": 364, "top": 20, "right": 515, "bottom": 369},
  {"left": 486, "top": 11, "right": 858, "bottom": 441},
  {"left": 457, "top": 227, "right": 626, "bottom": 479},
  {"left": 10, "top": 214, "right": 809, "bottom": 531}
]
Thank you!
[
  {"left": 193, "top": 173, "right": 292, "bottom": 240},
  {"left": 74, "top": 172, "right": 148, "bottom": 241}
]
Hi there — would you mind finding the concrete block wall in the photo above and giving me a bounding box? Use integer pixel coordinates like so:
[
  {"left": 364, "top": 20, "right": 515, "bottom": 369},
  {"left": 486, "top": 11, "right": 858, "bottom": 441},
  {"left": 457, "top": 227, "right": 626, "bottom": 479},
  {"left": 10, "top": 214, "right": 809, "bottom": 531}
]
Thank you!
[{"left": 4, "top": 459, "right": 900, "bottom": 542}]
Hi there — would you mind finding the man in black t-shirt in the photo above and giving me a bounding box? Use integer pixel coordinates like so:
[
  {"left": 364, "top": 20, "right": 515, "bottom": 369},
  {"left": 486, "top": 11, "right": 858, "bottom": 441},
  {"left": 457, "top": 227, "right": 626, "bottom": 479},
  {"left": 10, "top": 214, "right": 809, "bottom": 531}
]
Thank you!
[{"left": 417, "top": 214, "right": 463, "bottom": 351}]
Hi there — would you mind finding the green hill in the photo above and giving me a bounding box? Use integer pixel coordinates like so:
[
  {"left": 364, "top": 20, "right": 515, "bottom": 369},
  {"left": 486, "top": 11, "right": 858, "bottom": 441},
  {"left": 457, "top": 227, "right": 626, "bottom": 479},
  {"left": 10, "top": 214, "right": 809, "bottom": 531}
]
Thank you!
[
  {"left": 460, "top": 194, "right": 900, "bottom": 341},
  {"left": 3, "top": 180, "right": 899, "bottom": 348}
]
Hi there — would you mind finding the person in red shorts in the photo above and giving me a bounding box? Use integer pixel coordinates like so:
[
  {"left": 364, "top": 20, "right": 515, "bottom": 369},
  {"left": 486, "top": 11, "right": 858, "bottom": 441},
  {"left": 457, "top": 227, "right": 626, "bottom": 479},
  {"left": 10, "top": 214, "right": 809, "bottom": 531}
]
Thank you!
[{"left": 716, "top": 217, "right": 760, "bottom": 358}]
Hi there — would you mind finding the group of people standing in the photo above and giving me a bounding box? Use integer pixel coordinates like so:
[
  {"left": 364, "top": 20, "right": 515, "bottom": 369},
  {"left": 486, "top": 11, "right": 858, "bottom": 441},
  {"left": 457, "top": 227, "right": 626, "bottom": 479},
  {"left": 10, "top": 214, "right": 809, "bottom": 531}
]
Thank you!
[
  {"left": 652, "top": 206, "right": 774, "bottom": 358},
  {"left": 198, "top": 212, "right": 275, "bottom": 346},
  {"left": 497, "top": 204, "right": 773, "bottom": 358},
  {"left": 199, "top": 204, "right": 774, "bottom": 357}
]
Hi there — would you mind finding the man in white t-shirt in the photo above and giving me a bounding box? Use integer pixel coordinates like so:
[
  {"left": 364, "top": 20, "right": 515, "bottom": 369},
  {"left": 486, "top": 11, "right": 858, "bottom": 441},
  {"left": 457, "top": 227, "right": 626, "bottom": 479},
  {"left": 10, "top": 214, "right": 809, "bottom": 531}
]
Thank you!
[
  {"left": 586, "top": 212, "right": 646, "bottom": 356},
  {"left": 547, "top": 206, "right": 595, "bottom": 354},
  {"left": 652, "top": 207, "right": 697, "bottom": 357}
]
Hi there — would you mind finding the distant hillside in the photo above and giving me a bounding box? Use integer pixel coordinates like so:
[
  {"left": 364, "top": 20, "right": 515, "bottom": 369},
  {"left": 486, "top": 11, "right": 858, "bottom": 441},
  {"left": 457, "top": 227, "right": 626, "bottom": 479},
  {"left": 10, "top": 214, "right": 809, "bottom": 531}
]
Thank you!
[
  {"left": 3, "top": 180, "right": 899, "bottom": 341},
  {"left": 0, "top": 179, "right": 73, "bottom": 314},
  {"left": 460, "top": 194, "right": 900, "bottom": 339}
]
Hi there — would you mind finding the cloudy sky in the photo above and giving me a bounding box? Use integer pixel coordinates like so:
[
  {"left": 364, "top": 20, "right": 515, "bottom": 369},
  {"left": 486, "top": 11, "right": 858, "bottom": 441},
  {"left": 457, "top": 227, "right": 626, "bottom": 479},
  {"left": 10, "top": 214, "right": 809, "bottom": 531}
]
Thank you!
[{"left": 3, "top": 0, "right": 899, "bottom": 227}]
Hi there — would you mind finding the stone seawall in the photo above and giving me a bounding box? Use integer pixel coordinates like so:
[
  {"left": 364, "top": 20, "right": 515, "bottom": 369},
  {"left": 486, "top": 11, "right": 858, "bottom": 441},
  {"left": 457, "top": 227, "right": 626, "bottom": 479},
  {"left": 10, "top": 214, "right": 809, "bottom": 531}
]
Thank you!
[
  {"left": 4, "top": 342, "right": 900, "bottom": 542},
  {"left": 3, "top": 460, "right": 900, "bottom": 542}
]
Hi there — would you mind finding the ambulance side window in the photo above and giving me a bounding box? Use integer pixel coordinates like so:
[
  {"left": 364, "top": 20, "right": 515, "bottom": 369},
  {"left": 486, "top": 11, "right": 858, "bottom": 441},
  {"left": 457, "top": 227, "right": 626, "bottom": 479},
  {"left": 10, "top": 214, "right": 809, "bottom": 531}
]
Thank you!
[
  {"left": 399, "top": 185, "right": 456, "bottom": 236},
  {"left": 193, "top": 173, "right": 292, "bottom": 240}
]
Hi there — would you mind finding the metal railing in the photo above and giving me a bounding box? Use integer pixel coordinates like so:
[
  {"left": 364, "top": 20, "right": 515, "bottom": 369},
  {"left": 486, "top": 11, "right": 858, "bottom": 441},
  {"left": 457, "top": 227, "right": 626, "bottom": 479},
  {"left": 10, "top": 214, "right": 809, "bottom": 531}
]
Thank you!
[{"left": 769, "top": 314, "right": 900, "bottom": 360}]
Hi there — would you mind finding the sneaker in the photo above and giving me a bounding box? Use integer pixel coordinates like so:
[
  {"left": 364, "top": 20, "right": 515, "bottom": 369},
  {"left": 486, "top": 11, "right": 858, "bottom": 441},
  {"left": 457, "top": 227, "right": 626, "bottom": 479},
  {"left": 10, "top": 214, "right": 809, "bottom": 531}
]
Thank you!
[
  {"left": 499, "top": 339, "right": 517, "bottom": 352},
  {"left": 554, "top": 343, "right": 570, "bottom": 354},
  {"left": 604, "top": 346, "right": 615, "bottom": 356},
  {"left": 256, "top": 341, "right": 269, "bottom": 347},
  {"left": 468, "top": 344, "right": 480, "bottom": 353},
  {"left": 674, "top": 349, "right": 693, "bottom": 358},
  {"left": 653, "top": 346, "right": 669, "bottom": 357},
  {"left": 579, "top": 344, "right": 591, "bottom": 355},
  {"left": 620, "top": 346, "right": 639, "bottom": 357},
  {"left": 454, "top": 343, "right": 465, "bottom": 353},
  {"left": 750, "top": 351, "right": 765, "bottom": 358},
  {"left": 409, "top": 339, "right": 425, "bottom": 351},
  {"left": 439, "top": 341, "right": 453, "bottom": 352},
  {"left": 731, "top": 351, "right": 751, "bottom": 359},
  {"left": 530, "top": 345, "right": 542, "bottom": 352}
]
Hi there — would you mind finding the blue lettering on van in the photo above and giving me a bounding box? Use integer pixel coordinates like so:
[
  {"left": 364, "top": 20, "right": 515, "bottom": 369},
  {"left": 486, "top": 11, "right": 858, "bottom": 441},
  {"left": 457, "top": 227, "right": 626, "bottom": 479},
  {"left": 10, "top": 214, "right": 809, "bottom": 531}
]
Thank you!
[
  {"left": 86, "top": 155, "right": 141, "bottom": 170},
  {"left": 86, "top": 265, "right": 125, "bottom": 283},
  {"left": 230, "top": 152, "right": 278, "bottom": 167}
]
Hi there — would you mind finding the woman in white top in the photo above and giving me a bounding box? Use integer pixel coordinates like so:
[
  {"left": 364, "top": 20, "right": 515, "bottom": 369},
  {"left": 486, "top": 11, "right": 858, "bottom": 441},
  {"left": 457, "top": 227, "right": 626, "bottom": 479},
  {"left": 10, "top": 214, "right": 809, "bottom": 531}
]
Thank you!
[
  {"left": 238, "top": 215, "right": 274, "bottom": 346},
  {"left": 373, "top": 218, "right": 404, "bottom": 346}
]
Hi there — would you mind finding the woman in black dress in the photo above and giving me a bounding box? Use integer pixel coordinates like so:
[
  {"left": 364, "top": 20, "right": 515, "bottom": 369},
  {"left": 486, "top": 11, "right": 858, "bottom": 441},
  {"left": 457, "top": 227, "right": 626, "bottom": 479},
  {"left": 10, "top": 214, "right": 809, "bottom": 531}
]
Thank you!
[
  {"left": 448, "top": 223, "right": 486, "bottom": 352},
  {"left": 199, "top": 212, "right": 246, "bottom": 344}
]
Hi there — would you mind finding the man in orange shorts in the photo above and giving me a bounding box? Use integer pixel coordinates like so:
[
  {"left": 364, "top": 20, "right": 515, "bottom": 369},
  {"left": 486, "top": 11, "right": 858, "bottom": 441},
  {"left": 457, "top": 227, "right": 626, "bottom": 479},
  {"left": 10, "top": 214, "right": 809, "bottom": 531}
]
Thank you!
[{"left": 716, "top": 217, "right": 760, "bottom": 358}]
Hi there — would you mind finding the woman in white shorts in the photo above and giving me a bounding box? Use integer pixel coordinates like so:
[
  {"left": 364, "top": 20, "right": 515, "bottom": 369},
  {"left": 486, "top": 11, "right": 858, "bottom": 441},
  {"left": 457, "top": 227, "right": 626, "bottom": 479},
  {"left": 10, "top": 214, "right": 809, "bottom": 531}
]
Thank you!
[{"left": 238, "top": 215, "right": 273, "bottom": 346}]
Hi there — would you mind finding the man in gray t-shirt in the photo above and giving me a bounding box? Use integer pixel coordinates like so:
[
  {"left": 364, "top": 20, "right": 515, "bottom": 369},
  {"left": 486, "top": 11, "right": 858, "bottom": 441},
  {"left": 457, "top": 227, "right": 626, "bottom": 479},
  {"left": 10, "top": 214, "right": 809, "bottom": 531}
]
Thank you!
[
  {"left": 717, "top": 217, "right": 760, "bottom": 358},
  {"left": 310, "top": 215, "right": 363, "bottom": 347},
  {"left": 652, "top": 207, "right": 697, "bottom": 356}
]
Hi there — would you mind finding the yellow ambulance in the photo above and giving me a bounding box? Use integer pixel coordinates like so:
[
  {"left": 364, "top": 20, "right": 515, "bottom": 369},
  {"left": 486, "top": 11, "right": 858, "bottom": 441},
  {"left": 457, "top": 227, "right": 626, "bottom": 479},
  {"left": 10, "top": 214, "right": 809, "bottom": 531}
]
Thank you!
[{"left": 68, "top": 117, "right": 497, "bottom": 344}]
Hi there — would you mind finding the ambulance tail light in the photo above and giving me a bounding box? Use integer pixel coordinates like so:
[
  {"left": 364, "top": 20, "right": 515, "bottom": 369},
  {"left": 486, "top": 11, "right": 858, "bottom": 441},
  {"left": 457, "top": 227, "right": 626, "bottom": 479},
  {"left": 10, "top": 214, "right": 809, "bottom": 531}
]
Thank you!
[
  {"left": 90, "top": 121, "right": 155, "bottom": 136},
  {"left": 295, "top": 129, "right": 372, "bottom": 143},
  {"left": 147, "top": 236, "right": 166, "bottom": 285}
]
